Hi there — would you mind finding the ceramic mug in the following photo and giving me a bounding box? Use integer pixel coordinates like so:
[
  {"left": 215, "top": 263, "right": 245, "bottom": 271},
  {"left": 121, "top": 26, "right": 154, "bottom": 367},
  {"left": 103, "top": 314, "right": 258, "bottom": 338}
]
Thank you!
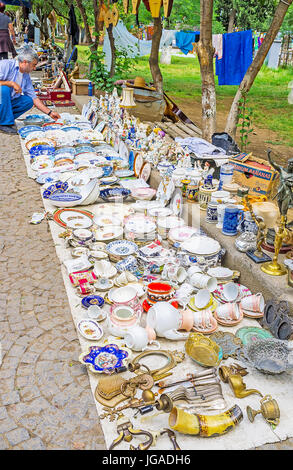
[
  {"left": 240, "top": 293, "right": 265, "bottom": 313},
  {"left": 190, "top": 273, "right": 217, "bottom": 292},
  {"left": 124, "top": 325, "right": 160, "bottom": 352},
  {"left": 222, "top": 205, "right": 244, "bottom": 236},
  {"left": 206, "top": 202, "right": 218, "bottom": 224},
  {"left": 217, "top": 302, "right": 240, "bottom": 321},
  {"left": 216, "top": 204, "right": 227, "bottom": 229}
]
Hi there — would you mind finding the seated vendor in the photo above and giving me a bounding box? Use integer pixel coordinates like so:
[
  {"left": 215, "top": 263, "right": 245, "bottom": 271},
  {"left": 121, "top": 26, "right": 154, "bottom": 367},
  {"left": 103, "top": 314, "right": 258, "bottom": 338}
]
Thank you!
[{"left": 0, "top": 46, "right": 60, "bottom": 134}]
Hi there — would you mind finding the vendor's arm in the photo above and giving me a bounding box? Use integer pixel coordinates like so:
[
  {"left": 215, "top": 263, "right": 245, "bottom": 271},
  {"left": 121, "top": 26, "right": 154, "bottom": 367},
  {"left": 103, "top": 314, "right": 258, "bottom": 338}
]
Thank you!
[
  {"left": 32, "top": 97, "right": 61, "bottom": 120},
  {"left": 8, "top": 23, "right": 16, "bottom": 44},
  {"left": 0, "top": 80, "right": 22, "bottom": 93}
]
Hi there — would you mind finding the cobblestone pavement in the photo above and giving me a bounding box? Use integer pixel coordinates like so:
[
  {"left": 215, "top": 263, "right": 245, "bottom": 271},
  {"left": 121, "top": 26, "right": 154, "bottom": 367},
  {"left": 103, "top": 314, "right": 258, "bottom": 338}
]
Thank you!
[
  {"left": 0, "top": 117, "right": 292, "bottom": 451},
  {"left": 0, "top": 128, "right": 106, "bottom": 450}
]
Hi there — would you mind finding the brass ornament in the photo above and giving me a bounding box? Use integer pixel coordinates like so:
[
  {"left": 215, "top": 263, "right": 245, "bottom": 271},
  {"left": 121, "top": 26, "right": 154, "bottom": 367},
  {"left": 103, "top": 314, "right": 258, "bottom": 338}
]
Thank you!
[
  {"left": 247, "top": 395, "right": 280, "bottom": 426},
  {"left": 185, "top": 332, "right": 222, "bottom": 368},
  {"left": 228, "top": 374, "right": 263, "bottom": 399},
  {"left": 219, "top": 363, "right": 248, "bottom": 383},
  {"left": 131, "top": 349, "right": 185, "bottom": 382}
]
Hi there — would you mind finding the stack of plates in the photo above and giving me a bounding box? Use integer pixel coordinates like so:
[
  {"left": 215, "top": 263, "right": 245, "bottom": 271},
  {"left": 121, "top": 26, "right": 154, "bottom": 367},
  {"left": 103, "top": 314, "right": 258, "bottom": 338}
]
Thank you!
[
  {"left": 181, "top": 236, "right": 221, "bottom": 258},
  {"left": 124, "top": 214, "right": 157, "bottom": 242}
]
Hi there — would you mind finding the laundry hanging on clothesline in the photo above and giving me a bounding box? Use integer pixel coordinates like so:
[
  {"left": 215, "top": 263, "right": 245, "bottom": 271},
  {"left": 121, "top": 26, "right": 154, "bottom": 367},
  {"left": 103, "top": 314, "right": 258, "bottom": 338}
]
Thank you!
[
  {"left": 103, "top": 20, "right": 176, "bottom": 72},
  {"left": 175, "top": 31, "right": 200, "bottom": 55},
  {"left": 216, "top": 30, "right": 253, "bottom": 86}
]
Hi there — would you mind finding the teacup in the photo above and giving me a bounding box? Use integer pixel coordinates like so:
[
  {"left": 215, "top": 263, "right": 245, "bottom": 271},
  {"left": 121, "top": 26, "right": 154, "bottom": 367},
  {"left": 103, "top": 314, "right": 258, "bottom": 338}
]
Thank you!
[
  {"left": 193, "top": 289, "right": 213, "bottom": 310},
  {"left": 190, "top": 273, "right": 217, "bottom": 292},
  {"left": 87, "top": 304, "right": 106, "bottom": 321},
  {"left": 240, "top": 293, "right": 265, "bottom": 313},
  {"left": 124, "top": 325, "right": 160, "bottom": 352},
  {"left": 193, "top": 309, "right": 214, "bottom": 330},
  {"left": 223, "top": 282, "right": 239, "bottom": 302},
  {"left": 217, "top": 302, "right": 240, "bottom": 321}
]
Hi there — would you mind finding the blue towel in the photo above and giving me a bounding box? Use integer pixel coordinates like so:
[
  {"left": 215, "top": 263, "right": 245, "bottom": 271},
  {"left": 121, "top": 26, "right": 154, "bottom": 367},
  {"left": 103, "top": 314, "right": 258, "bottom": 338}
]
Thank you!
[
  {"left": 175, "top": 31, "right": 200, "bottom": 55},
  {"left": 216, "top": 30, "right": 253, "bottom": 86}
]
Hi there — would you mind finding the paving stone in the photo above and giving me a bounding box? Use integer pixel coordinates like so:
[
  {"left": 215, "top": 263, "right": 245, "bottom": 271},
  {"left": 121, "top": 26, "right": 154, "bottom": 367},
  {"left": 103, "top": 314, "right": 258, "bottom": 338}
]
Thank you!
[
  {"left": 0, "top": 407, "right": 9, "bottom": 420},
  {"left": 6, "top": 427, "right": 30, "bottom": 446},
  {"left": 21, "top": 437, "right": 46, "bottom": 450},
  {"left": 1, "top": 391, "right": 20, "bottom": 406},
  {"left": 0, "top": 418, "right": 18, "bottom": 433}
]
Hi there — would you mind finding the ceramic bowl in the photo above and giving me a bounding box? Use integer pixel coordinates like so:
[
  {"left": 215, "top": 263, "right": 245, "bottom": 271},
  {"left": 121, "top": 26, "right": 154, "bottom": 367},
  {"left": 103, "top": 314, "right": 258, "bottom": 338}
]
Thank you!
[
  {"left": 109, "top": 286, "right": 138, "bottom": 304},
  {"left": 99, "top": 188, "right": 131, "bottom": 202},
  {"left": 131, "top": 187, "right": 157, "bottom": 201}
]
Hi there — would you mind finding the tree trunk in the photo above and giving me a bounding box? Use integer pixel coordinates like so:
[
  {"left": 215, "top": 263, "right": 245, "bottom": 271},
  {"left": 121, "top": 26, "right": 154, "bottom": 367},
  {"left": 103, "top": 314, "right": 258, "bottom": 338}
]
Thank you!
[
  {"left": 195, "top": 0, "right": 216, "bottom": 142},
  {"left": 149, "top": 17, "right": 163, "bottom": 94},
  {"left": 75, "top": 0, "right": 92, "bottom": 44},
  {"left": 225, "top": 0, "right": 293, "bottom": 138},
  {"left": 108, "top": 24, "right": 116, "bottom": 78},
  {"left": 227, "top": 8, "right": 236, "bottom": 33},
  {"left": 91, "top": 0, "right": 100, "bottom": 51}
]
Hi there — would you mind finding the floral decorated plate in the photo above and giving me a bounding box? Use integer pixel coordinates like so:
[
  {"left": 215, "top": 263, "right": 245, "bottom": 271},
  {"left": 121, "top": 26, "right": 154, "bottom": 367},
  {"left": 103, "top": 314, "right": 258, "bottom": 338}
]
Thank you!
[
  {"left": 99, "top": 188, "right": 131, "bottom": 202},
  {"left": 77, "top": 320, "right": 103, "bottom": 341},
  {"left": 93, "top": 225, "right": 123, "bottom": 241},
  {"left": 124, "top": 214, "right": 156, "bottom": 234},
  {"left": 94, "top": 214, "right": 123, "bottom": 227},
  {"left": 168, "top": 226, "right": 200, "bottom": 243},
  {"left": 213, "top": 283, "right": 252, "bottom": 304},
  {"left": 79, "top": 343, "right": 131, "bottom": 374},
  {"left": 106, "top": 240, "right": 138, "bottom": 257},
  {"left": 139, "top": 162, "right": 152, "bottom": 182},
  {"left": 148, "top": 207, "right": 173, "bottom": 218},
  {"left": 207, "top": 267, "right": 234, "bottom": 280},
  {"left": 169, "top": 188, "right": 183, "bottom": 217}
]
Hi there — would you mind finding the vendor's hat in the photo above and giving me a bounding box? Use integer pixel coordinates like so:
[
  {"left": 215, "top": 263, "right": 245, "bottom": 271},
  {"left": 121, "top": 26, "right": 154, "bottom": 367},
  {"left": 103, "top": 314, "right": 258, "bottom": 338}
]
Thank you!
[{"left": 126, "top": 76, "right": 156, "bottom": 91}]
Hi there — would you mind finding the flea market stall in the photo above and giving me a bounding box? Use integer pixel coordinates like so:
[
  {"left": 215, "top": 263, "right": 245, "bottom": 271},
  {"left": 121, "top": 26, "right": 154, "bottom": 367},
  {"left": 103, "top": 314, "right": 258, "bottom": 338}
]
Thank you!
[{"left": 16, "top": 88, "right": 293, "bottom": 450}]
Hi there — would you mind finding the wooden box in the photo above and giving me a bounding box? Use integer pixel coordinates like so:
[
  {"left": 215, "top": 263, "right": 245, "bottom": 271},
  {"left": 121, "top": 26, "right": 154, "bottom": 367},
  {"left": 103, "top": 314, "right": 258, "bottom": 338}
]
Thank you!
[{"left": 71, "top": 79, "right": 93, "bottom": 96}]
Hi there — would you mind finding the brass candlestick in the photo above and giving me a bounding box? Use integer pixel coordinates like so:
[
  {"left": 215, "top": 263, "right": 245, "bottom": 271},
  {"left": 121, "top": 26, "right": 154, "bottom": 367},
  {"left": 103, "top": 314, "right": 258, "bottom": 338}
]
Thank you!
[{"left": 261, "top": 215, "right": 288, "bottom": 276}]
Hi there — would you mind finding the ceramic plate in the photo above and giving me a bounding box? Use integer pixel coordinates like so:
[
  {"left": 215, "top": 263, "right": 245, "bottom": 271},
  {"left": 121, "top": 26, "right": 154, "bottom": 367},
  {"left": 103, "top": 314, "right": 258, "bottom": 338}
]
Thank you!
[
  {"left": 106, "top": 240, "right": 138, "bottom": 257},
  {"left": 48, "top": 192, "right": 82, "bottom": 206},
  {"left": 66, "top": 217, "right": 93, "bottom": 229},
  {"left": 53, "top": 208, "right": 94, "bottom": 228},
  {"left": 79, "top": 344, "right": 131, "bottom": 374},
  {"left": 181, "top": 236, "right": 221, "bottom": 256},
  {"left": 191, "top": 315, "right": 218, "bottom": 335},
  {"left": 239, "top": 304, "right": 264, "bottom": 319},
  {"left": 115, "top": 169, "right": 135, "bottom": 178},
  {"left": 139, "top": 162, "right": 151, "bottom": 182},
  {"left": 31, "top": 160, "right": 53, "bottom": 171},
  {"left": 235, "top": 326, "right": 273, "bottom": 345},
  {"left": 93, "top": 225, "right": 123, "bottom": 241},
  {"left": 133, "top": 153, "right": 144, "bottom": 177},
  {"left": 168, "top": 226, "right": 200, "bottom": 243},
  {"left": 94, "top": 215, "right": 123, "bottom": 227},
  {"left": 124, "top": 215, "right": 156, "bottom": 234},
  {"left": 188, "top": 297, "right": 218, "bottom": 313},
  {"left": 81, "top": 295, "right": 105, "bottom": 308},
  {"left": 169, "top": 188, "right": 183, "bottom": 217},
  {"left": 77, "top": 320, "right": 103, "bottom": 341},
  {"left": 207, "top": 267, "right": 234, "bottom": 280},
  {"left": 213, "top": 284, "right": 252, "bottom": 304},
  {"left": 214, "top": 308, "right": 243, "bottom": 327},
  {"left": 148, "top": 207, "right": 173, "bottom": 218}
]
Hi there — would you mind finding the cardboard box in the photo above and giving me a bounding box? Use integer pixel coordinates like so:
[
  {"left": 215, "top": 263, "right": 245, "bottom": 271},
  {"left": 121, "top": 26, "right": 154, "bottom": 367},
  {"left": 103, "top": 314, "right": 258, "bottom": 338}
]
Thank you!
[
  {"left": 229, "top": 154, "right": 279, "bottom": 197},
  {"left": 70, "top": 79, "right": 93, "bottom": 96}
]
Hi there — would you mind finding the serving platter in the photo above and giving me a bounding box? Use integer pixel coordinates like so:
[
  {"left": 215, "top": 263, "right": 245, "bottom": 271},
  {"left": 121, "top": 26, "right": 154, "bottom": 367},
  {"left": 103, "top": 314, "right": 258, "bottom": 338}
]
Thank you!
[
  {"left": 93, "top": 225, "right": 124, "bottom": 242},
  {"left": 77, "top": 320, "right": 103, "bottom": 340},
  {"left": 79, "top": 344, "right": 131, "bottom": 374},
  {"left": 52, "top": 208, "right": 94, "bottom": 228},
  {"left": 181, "top": 236, "right": 221, "bottom": 256}
]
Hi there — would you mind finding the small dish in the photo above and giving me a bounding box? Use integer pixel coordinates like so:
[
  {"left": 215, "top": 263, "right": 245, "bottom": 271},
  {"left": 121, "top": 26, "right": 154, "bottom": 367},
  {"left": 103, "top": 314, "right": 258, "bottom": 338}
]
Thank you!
[
  {"left": 81, "top": 294, "right": 105, "bottom": 308},
  {"left": 79, "top": 344, "right": 131, "bottom": 374},
  {"left": 77, "top": 319, "right": 103, "bottom": 341},
  {"left": 87, "top": 305, "right": 107, "bottom": 321}
]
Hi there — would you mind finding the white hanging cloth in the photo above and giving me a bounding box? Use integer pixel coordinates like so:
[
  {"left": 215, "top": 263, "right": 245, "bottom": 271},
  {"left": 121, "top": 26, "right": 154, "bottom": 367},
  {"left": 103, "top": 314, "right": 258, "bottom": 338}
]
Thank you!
[{"left": 103, "top": 20, "right": 176, "bottom": 72}]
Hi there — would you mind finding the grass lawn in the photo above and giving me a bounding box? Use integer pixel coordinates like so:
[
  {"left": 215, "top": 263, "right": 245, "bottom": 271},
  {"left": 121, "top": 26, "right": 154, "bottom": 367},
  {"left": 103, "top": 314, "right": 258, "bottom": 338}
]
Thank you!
[{"left": 72, "top": 43, "right": 293, "bottom": 148}]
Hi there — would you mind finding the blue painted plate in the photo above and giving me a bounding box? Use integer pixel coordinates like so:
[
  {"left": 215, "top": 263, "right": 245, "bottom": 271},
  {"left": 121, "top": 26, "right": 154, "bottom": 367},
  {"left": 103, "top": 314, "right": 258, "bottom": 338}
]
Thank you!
[
  {"left": 49, "top": 192, "right": 82, "bottom": 203},
  {"left": 81, "top": 295, "right": 105, "bottom": 309},
  {"left": 99, "top": 188, "right": 131, "bottom": 202}
]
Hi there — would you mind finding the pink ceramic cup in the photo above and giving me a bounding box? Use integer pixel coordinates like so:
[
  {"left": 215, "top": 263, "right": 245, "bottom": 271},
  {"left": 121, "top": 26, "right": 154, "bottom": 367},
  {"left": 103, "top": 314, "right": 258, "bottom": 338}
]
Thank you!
[
  {"left": 240, "top": 293, "right": 265, "bottom": 313},
  {"left": 217, "top": 302, "right": 239, "bottom": 321}
]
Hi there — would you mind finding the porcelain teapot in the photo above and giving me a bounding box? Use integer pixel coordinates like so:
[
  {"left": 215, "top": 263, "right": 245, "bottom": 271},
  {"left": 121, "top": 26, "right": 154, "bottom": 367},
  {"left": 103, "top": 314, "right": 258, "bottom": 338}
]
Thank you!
[{"left": 146, "top": 301, "right": 189, "bottom": 340}]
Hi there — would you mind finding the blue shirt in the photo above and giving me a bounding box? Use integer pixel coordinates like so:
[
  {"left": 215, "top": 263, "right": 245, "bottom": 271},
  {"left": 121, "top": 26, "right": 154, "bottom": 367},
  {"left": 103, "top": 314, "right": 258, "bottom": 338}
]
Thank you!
[{"left": 0, "top": 59, "right": 37, "bottom": 100}]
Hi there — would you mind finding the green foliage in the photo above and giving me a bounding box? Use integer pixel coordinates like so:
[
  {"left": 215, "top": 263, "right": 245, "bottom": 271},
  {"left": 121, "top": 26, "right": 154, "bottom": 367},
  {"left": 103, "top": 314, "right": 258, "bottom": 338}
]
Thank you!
[
  {"left": 237, "top": 91, "right": 254, "bottom": 152},
  {"left": 215, "top": 0, "right": 277, "bottom": 31},
  {"left": 87, "top": 45, "right": 137, "bottom": 93}
]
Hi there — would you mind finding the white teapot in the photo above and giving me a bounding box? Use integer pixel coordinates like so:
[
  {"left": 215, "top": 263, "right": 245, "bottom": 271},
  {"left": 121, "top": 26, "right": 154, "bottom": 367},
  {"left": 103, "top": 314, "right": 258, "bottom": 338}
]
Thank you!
[{"left": 146, "top": 302, "right": 189, "bottom": 341}]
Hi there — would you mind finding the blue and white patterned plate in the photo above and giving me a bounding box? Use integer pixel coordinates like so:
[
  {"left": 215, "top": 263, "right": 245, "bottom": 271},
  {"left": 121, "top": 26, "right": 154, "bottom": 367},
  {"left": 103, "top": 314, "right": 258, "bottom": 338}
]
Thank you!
[
  {"left": 116, "top": 255, "right": 138, "bottom": 273},
  {"left": 106, "top": 240, "right": 138, "bottom": 257},
  {"left": 99, "top": 188, "right": 131, "bottom": 202},
  {"left": 49, "top": 192, "right": 82, "bottom": 203}
]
